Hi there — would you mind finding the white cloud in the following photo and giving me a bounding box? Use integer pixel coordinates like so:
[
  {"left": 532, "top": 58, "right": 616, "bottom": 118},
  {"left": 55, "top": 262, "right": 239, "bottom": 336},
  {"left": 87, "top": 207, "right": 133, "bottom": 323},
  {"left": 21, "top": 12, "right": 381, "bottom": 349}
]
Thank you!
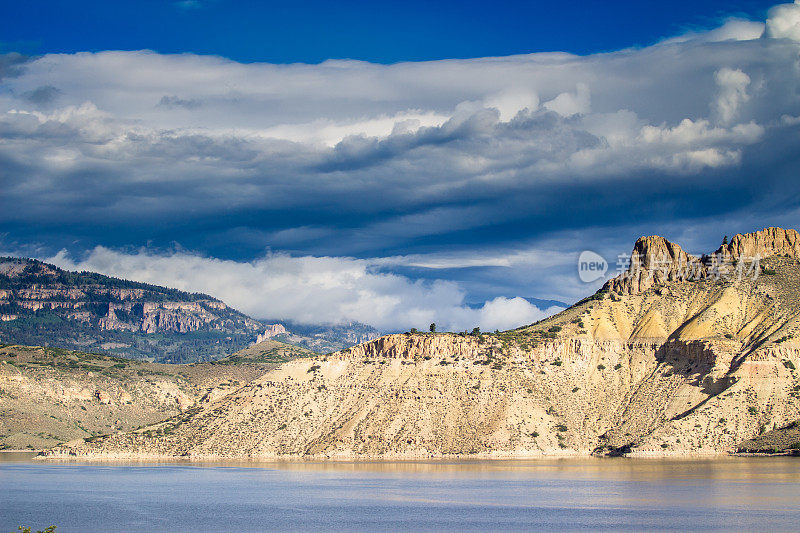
[
  {"left": 484, "top": 88, "right": 540, "bottom": 121},
  {"left": 713, "top": 68, "right": 751, "bottom": 125},
  {"left": 662, "top": 18, "right": 765, "bottom": 44},
  {"left": 47, "top": 247, "right": 557, "bottom": 332},
  {"left": 543, "top": 83, "right": 591, "bottom": 117},
  {"left": 2, "top": 4, "right": 800, "bottom": 319},
  {"left": 765, "top": 1, "right": 800, "bottom": 41}
]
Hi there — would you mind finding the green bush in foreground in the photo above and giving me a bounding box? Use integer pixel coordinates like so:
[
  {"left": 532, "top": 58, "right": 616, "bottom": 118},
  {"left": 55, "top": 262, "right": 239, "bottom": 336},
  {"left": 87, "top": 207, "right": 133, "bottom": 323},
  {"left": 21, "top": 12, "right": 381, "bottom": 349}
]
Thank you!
[{"left": 12, "top": 527, "right": 56, "bottom": 533}]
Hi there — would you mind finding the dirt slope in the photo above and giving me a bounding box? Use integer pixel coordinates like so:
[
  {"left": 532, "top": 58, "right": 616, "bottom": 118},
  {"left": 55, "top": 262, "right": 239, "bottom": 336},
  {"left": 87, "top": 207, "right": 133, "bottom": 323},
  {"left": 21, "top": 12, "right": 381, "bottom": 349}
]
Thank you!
[{"left": 0, "top": 339, "right": 311, "bottom": 450}]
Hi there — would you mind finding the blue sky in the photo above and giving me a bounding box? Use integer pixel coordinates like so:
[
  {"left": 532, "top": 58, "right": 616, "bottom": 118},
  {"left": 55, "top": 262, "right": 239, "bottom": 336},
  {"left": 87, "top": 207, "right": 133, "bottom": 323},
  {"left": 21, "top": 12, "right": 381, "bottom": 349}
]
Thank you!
[
  {"left": 0, "top": 0, "right": 780, "bottom": 62},
  {"left": 2, "top": 1, "right": 800, "bottom": 332}
]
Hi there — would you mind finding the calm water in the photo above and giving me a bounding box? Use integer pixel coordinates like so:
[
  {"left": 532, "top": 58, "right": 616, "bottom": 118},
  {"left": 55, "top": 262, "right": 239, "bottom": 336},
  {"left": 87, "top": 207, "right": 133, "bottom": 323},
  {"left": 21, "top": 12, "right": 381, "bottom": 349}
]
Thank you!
[{"left": 2, "top": 454, "right": 800, "bottom": 532}]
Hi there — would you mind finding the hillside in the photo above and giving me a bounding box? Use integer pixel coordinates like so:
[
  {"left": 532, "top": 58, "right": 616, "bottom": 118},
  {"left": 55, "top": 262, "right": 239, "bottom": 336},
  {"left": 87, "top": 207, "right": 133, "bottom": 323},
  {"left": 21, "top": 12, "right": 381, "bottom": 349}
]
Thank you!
[
  {"left": 0, "top": 339, "right": 313, "bottom": 450},
  {"left": 0, "top": 257, "right": 269, "bottom": 363},
  {"left": 45, "top": 228, "right": 800, "bottom": 459}
]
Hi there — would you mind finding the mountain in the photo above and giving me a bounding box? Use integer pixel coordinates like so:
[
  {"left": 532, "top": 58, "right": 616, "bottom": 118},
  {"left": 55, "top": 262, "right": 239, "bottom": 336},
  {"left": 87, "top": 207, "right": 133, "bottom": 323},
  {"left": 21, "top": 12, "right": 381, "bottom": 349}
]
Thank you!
[
  {"left": 260, "top": 320, "right": 382, "bottom": 353},
  {"left": 523, "top": 297, "right": 568, "bottom": 310},
  {"left": 45, "top": 227, "right": 800, "bottom": 459},
  {"left": 0, "top": 257, "right": 269, "bottom": 363},
  {"left": 0, "top": 257, "right": 376, "bottom": 362},
  {"left": 0, "top": 339, "right": 313, "bottom": 450}
]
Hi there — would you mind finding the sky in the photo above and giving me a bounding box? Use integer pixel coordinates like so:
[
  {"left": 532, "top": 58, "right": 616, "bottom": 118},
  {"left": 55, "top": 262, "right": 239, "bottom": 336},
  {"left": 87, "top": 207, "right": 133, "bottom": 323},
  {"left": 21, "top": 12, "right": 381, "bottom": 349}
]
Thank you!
[{"left": 2, "top": 1, "right": 800, "bottom": 332}]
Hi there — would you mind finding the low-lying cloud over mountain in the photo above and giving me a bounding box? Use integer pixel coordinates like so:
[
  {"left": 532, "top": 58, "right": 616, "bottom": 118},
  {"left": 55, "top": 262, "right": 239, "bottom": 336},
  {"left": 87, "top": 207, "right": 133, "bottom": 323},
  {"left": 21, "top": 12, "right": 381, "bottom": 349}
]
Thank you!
[
  {"left": 48, "top": 247, "right": 560, "bottom": 332},
  {"left": 3, "top": 2, "right": 800, "bottom": 330}
]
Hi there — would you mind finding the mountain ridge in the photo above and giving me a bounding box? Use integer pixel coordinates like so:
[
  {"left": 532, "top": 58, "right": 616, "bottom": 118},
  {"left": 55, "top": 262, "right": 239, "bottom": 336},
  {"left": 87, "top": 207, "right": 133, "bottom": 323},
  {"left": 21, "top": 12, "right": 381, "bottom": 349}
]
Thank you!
[
  {"left": 0, "top": 256, "right": 382, "bottom": 362},
  {"left": 0, "top": 256, "right": 264, "bottom": 363},
  {"left": 42, "top": 227, "right": 800, "bottom": 459}
]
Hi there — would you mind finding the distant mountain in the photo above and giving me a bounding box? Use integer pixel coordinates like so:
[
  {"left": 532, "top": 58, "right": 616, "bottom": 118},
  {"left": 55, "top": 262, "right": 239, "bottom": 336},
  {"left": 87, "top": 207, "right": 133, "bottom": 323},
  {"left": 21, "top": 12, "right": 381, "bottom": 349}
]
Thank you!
[
  {"left": 523, "top": 297, "right": 568, "bottom": 310},
  {"left": 257, "top": 320, "right": 382, "bottom": 354},
  {"left": 0, "top": 257, "right": 385, "bottom": 363},
  {"left": 0, "top": 257, "right": 266, "bottom": 363}
]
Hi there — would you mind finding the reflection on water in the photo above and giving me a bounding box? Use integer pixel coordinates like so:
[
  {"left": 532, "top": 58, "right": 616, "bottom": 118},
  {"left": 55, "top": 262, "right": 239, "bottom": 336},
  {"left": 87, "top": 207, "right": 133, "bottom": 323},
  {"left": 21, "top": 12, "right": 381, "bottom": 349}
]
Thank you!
[{"left": 2, "top": 453, "right": 800, "bottom": 532}]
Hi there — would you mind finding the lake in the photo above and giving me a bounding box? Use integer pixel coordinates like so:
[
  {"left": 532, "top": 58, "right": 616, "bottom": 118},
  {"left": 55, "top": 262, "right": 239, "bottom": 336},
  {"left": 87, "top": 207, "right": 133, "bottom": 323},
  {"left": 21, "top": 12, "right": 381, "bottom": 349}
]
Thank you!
[{"left": 2, "top": 453, "right": 800, "bottom": 532}]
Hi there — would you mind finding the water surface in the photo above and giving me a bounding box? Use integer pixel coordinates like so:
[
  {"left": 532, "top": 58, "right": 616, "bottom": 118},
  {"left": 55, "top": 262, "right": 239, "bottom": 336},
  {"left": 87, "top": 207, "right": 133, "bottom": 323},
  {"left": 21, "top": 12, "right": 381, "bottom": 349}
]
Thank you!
[{"left": 2, "top": 453, "right": 800, "bottom": 532}]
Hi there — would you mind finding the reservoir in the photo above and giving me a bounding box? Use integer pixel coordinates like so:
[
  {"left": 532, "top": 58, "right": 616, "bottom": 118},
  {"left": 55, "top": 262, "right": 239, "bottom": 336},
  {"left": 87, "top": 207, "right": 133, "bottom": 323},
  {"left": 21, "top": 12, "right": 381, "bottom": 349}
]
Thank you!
[{"left": 2, "top": 454, "right": 800, "bottom": 531}]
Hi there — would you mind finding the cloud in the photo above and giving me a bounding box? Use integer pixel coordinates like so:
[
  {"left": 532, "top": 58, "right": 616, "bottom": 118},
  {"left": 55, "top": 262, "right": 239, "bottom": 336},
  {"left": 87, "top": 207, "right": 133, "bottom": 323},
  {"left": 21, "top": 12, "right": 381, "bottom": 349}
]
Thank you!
[
  {"left": 543, "top": 83, "right": 590, "bottom": 117},
  {"left": 158, "top": 95, "right": 201, "bottom": 109},
  {"left": 21, "top": 85, "right": 61, "bottom": 107},
  {"left": 47, "top": 247, "right": 558, "bottom": 332},
  {"left": 765, "top": 1, "right": 800, "bottom": 41},
  {"left": 713, "top": 68, "right": 751, "bottom": 125},
  {"left": 662, "top": 18, "right": 766, "bottom": 44},
  {"left": 1, "top": 5, "right": 800, "bottom": 327},
  {"left": 485, "top": 88, "right": 540, "bottom": 121},
  {"left": 0, "top": 52, "right": 29, "bottom": 81}
]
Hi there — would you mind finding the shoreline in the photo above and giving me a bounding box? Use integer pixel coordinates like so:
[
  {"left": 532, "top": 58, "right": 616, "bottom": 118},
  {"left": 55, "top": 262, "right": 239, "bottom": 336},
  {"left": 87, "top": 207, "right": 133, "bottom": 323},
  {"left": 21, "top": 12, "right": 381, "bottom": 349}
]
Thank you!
[{"left": 35, "top": 450, "right": 741, "bottom": 463}]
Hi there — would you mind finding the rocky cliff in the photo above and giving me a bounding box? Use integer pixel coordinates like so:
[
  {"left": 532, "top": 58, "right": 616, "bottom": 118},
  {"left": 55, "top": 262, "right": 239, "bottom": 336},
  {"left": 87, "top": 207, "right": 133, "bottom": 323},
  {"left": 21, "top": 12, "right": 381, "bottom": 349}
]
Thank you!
[
  {"left": 606, "top": 227, "right": 800, "bottom": 295},
  {"left": 0, "top": 257, "right": 269, "bottom": 362},
  {"left": 46, "top": 228, "right": 800, "bottom": 459}
]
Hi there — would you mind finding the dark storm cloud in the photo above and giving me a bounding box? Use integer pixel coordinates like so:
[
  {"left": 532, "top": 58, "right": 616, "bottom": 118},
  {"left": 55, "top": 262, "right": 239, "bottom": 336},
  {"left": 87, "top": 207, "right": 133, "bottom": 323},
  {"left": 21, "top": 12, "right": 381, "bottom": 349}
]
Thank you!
[
  {"left": 158, "top": 95, "right": 201, "bottom": 109},
  {"left": 2, "top": 3, "right": 800, "bottom": 329},
  {"left": 0, "top": 52, "right": 30, "bottom": 81},
  {"left": 21, "top": 85, "right": 61, "bottom": 107}
]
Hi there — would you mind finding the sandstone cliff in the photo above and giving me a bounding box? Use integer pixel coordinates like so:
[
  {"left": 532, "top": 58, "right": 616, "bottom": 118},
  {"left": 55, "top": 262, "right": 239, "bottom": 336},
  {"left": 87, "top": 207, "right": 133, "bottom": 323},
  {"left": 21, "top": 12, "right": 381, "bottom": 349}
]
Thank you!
[{"left": 46, "top": 228, "right": 800, "bottom": 459}]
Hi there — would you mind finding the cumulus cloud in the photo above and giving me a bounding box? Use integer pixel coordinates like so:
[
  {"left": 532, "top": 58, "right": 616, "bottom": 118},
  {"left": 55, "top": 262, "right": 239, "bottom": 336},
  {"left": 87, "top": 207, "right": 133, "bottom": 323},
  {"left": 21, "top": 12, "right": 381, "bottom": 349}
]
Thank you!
[
  {"left": 543, "top": 83, "right": 591, "bottom": 117},
  {"left": 47, "top": 247, "right": 560, "bottom": 332},
  {"left": 662, "top": 18, "right": 766, "bottom": 44},
  {"left": 765, "top": 1, "right": 800, "bottom": 41},
  {"left": 713, "top": 68, "right": 751, "bottom": 125},
  {"left": 484, "top": 88, "right": 540, "bottom": 121},
  {"left": 1, "top": 4, "right": 800, "bottom": 328}
]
